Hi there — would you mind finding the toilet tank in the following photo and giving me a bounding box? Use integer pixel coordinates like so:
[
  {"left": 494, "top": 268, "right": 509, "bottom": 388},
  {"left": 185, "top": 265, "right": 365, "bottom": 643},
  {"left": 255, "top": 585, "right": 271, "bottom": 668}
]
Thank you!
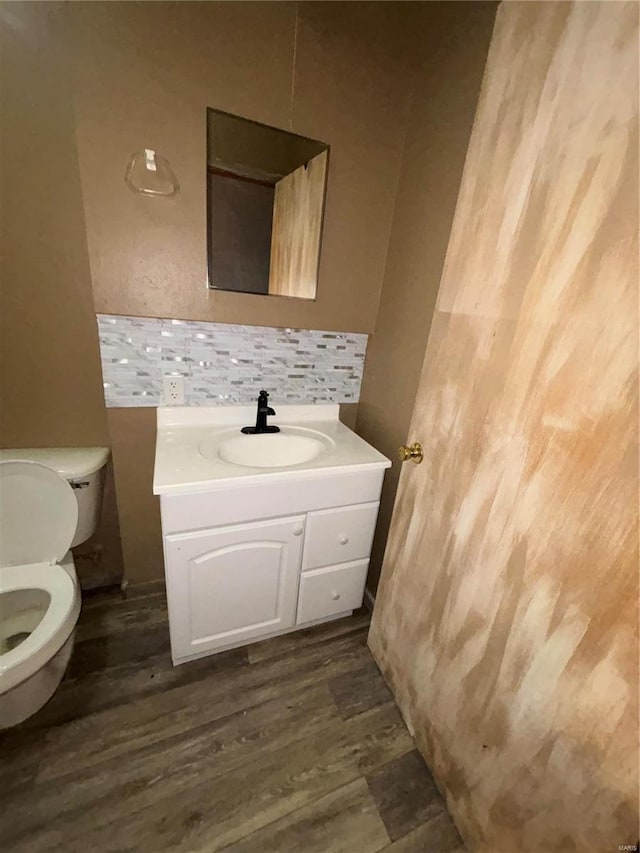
[{"left": 0, "top": 448, "right": 110, "bottom": 547}]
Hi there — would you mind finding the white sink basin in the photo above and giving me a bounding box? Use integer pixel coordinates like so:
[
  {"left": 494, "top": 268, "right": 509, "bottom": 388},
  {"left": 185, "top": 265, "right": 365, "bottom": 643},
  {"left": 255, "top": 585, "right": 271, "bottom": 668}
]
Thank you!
[{"left": 201, "top": 427, "right": 334, "bottom": 469}]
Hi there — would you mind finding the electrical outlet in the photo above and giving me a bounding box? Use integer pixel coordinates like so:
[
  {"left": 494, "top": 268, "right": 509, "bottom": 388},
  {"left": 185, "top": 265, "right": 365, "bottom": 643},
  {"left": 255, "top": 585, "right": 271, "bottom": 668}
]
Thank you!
[{"left": 163, "top": 374, "right": 185, "bottom": 405}]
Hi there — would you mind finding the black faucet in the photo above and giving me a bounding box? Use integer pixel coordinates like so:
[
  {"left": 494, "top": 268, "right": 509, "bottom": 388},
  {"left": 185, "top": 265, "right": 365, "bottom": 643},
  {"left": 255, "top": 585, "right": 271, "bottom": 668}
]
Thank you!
[{"left": 241, "top": 390, "right": 280, "bottom": 434}]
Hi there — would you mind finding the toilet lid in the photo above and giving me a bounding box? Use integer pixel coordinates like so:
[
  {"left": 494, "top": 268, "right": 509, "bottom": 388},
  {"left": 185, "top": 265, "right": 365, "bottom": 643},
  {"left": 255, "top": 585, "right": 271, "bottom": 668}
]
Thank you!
[{"left": 0, "top": 460, "right": 78, "bottom": 568}]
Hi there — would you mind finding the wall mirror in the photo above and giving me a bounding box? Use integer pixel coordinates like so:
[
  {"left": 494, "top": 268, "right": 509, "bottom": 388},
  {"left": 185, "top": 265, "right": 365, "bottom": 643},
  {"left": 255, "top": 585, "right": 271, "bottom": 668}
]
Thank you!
[{"left": 207, "top": 108, "right": 329, "bottom": 300}]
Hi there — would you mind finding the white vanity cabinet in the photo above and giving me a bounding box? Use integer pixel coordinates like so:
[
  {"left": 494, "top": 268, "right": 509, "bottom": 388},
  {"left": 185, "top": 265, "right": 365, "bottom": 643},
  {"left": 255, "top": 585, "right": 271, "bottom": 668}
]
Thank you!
[
  {"left": 159, "top": 472, "right": 385, "bottom": 664},
  {"left": 154, "top": 404, "right": 391, "bottom": 665},
  {"left": 164, "top": 515, "right": 305, "bottom": 660}
]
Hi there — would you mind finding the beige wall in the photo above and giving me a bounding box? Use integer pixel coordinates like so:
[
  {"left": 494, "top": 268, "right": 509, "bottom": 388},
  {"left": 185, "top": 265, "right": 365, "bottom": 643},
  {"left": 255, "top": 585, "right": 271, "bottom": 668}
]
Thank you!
[
  {"left": 106, "top": 408, "right": 164, "bottom": 585},
  {"left": 0, "top": 1, "right": 124, "bottom": 587},
  {"left": 357, "top": 2, "right": 497, "bottom": 593},
  {"left": 68, "top": 1, "right": 413, "bottom": 335},
  {"left": 369, "top": 2, "right": 639, "bottom": 849},
  {"left": 0, "top": 2, "right": 106, "bottom": 448}
]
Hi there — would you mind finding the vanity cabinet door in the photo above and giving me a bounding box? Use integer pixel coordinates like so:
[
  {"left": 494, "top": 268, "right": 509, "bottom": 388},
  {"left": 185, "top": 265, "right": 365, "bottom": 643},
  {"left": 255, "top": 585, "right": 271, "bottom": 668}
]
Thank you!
[{"left": 164, "top": 515, "right": 305, "bottom": 662}]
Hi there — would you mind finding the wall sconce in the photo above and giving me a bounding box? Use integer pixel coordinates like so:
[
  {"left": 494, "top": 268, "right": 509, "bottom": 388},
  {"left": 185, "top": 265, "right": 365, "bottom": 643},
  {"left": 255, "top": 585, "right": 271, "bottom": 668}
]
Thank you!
[{"left": 124, "top": 149, "right": 179, "bottom": 197}]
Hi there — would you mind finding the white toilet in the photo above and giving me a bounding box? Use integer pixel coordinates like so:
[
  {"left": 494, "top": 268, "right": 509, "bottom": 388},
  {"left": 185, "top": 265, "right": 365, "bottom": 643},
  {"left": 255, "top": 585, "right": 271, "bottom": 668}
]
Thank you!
[{"left": 0, "top": 448, "right": 109, "bottom": 728}]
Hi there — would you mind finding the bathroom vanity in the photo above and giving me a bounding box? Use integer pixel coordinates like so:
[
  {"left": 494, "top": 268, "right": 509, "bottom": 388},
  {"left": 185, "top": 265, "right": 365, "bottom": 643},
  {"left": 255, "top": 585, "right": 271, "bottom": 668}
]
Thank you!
[{"left": 153, "top": 404, "right": 390, "bottom": 665}]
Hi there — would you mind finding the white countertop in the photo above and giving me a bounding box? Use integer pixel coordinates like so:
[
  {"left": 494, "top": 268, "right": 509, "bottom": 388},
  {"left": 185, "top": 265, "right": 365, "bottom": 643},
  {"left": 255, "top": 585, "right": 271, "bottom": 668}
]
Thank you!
[{"left": 153, "top": 404, "right": 391, "bottom": 496}]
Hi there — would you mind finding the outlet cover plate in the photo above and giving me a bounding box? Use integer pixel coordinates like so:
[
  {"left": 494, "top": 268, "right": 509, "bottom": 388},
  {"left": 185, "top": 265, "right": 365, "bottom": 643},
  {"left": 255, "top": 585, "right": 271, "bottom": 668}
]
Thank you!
[{"left": 163, "top": 375, "right": 185, "bottom": 405}]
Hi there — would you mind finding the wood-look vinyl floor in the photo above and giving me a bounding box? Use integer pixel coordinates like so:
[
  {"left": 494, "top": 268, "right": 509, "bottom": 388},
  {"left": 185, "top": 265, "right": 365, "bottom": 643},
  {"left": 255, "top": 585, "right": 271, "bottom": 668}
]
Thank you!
[{"left": 1, "top": 585, "right": 464, "bottom": 853}]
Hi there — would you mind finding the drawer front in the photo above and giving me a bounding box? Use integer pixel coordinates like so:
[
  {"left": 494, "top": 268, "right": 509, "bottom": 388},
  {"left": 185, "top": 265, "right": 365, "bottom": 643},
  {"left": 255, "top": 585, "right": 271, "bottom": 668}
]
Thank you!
[
  {"left": 303, "top": 502, "right": 379, "bottom": 570},
  {"left": 297, "top": 559, "right": 368, "bottom": 624}
]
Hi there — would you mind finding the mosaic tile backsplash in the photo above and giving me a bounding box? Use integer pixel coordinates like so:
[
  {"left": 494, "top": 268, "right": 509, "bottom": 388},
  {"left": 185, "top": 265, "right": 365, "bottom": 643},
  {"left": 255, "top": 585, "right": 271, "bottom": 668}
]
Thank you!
[{"left": 97, "top": 314, "right": 368, "bottom": 408}]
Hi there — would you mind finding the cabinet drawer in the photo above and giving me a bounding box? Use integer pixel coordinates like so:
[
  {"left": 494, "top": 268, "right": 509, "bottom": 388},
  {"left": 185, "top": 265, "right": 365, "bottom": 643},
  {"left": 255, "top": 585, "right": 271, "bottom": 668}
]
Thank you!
[
  {"left": 303, "top": 502, "right": 379, "bottom": 570},
  {"left": 296, "top": 559, "right": 368, "bottom": 624}
]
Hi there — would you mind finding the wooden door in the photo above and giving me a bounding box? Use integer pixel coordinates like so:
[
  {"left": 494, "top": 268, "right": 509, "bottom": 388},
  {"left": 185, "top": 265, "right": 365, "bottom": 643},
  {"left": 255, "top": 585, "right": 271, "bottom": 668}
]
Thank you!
[
  {"left": 165, "top": 515, "right": 305, "bottom": 661},
  {"left": 268, "top": 149, "right": 327, "bottom": 299},
  {"left": 369, "top": 3, "right": 638, "bottom": 852}
]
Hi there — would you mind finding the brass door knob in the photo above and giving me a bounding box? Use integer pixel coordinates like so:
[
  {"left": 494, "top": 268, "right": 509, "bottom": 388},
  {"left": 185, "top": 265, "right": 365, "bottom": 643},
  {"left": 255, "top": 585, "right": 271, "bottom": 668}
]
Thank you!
[{"left": 398, "top": 442, "right": 424, "bottom": 464}]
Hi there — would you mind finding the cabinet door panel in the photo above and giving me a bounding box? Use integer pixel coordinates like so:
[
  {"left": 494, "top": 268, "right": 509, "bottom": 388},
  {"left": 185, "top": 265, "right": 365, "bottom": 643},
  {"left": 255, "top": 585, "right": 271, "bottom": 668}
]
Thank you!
[{"left": 164, "top": 515, "right": 305, "bottom": 661}]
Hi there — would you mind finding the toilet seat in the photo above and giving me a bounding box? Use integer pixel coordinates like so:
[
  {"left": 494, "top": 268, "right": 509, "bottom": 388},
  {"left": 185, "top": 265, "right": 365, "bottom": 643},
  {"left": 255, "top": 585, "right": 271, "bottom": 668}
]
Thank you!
[
  {"left": 0, "top": 461, "right": 81, "bottom": 694},
  {"left": 0, "top": 563, "right": 80, "bottom": 692}
]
